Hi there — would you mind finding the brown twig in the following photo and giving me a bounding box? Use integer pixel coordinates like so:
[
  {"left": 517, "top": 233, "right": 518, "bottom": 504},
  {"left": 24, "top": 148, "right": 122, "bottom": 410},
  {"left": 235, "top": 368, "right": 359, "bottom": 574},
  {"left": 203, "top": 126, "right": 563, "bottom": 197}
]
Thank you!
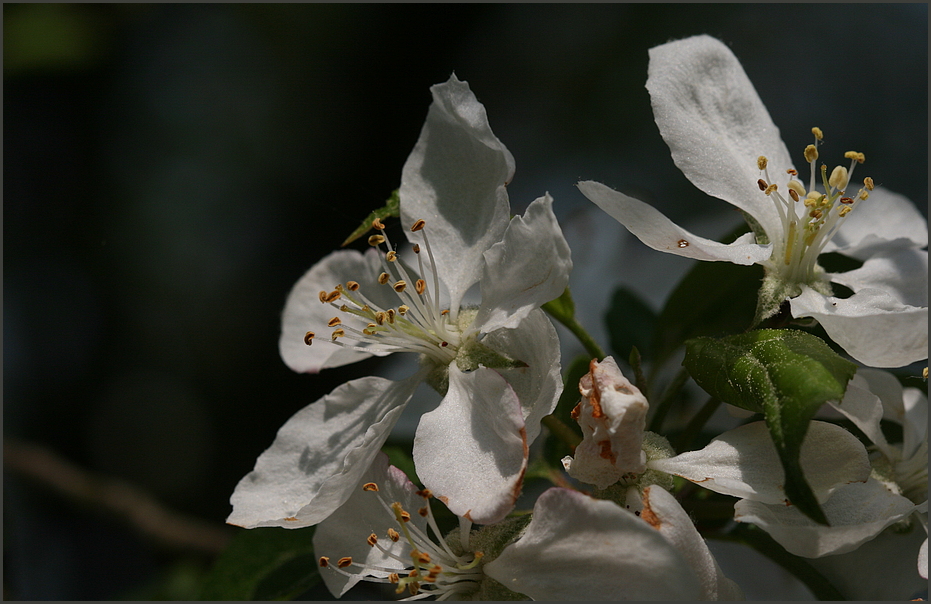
[{"left": 4, "top": 438, "right": 233, "bottom": 554}]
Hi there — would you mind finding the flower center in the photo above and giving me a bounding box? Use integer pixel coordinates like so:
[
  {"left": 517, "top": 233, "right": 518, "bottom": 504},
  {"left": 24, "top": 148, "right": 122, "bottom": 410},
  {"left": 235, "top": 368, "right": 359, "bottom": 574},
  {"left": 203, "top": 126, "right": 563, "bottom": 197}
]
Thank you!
[
  {"left": 303, "top": 219, "right": 461, "bottom": 366},
  {"left": 756, "top": 127, "right": 874, "bottom": 290},
  {"left": 319, "top": 481, "right": 484, "bottom": 600}
]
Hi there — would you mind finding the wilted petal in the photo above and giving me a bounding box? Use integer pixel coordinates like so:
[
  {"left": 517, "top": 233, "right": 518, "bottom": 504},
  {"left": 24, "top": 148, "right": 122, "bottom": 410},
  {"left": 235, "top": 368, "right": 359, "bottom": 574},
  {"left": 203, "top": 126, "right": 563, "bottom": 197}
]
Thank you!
[
  {"left": 227, "top": 374, "right": 420, "bottom": 528},
  {"left": 471, "top": 194, "right": 572, "bottom": 333},
  {"left": 823, "top": 186, "right": 928, "bottom": 259},
  {"left": 483, "top": 488, "right": 702, "bottom": 600},
  {"left": 734, "top": 479, "right": 918, "bottom": 557},
  {"left": 578, "top": 180, "right": 772, "bottom": 265},
  {"left": 280, "top": 249, "right": 398, "bottom": 373},
  {"left": 646, "top": 34, "right": 791, "bottom": 242},
  {"left": 642, "top": 486, "right": 744, "bottom": 600},
  {"left": 413, "top": 365, "right": 527, "bottom": 525},
  {"left": 829, "top": 247, "right": 928, "bottom": 308},
  {"left": 399, "top": 74, "right": 514, "bottom": 313},
  {"left": 789, "top": 286, "right": 928, "bottom": 368},
  {"left": 647, "top": 421, "right": 871, "bottom": 505},
  {"left": 479, "top": 308, "right": 562, "bottom": 444},
  {"left": 314, "top": 453, "right": 426, "bottom": 597},
  {"left": 564, "top": 357, "right": 648, "bottom": 489}
]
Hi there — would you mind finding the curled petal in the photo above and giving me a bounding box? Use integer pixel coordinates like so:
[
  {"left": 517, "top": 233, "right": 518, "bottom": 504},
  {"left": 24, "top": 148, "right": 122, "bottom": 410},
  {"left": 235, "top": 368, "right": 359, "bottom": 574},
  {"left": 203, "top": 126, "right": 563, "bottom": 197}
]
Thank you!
[
  {"left": 734, "top": 479, "right": 918, "bottom": 557},
  {"left": 227, "top": 374, "right": 420, "bottom": 528},
  {"left": 578, "top": 180, "right": 772, "bottom": 265},
  {"left": 829, "top": 248, "right": 928, "bottom": 308},
  {"left": 413, "top": 365, "right": 527, "bottom": 525},
  {"left": 646, "top": 34, "right": 791, "bottom": 243},
  {"left": 472, "top": 193, "right": 572, "bottom": 333},
  {"left": 399, "top": 74, "right": 514, "bottom": 313},
  {"left": 483, "top": 488, "right": 702, "bottom": 600},
  {"left": 789, "top": 286, "right": 928, "bottom": 368},
  {"left": 823, "top": 186, "right": 928, "bottom": 259},
  {"left": 647, "top": 421, "right": 871, "bottom": 505}
]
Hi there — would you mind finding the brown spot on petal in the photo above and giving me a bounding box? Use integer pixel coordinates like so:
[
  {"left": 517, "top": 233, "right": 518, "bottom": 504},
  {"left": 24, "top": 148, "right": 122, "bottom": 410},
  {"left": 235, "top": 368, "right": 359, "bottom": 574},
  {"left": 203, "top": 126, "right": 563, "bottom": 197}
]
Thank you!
[
  {"left": 284, "top": 516, "right": 299, "bottom": 522},
  {"left": 597, "top": 439, "right": 617, "bottom": 463},
  {"left": 640, "top": 488, "right": 661, "bottom": 530}
]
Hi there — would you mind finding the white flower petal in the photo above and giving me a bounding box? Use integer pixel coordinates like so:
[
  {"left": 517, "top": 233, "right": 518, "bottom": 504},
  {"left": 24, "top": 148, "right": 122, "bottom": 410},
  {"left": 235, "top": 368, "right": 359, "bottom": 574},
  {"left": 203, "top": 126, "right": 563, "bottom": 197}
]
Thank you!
[
  {"left": 789, "top": 285, "right": 928, "bottom": 368},
  {"left": 823, "top": 186, "right": 928, "bottom": 259},
  {"left": 646, "top": 34, "right": 791, "bottom": 242},
  {"left": 483, "top": 488, "right": 702, "bottom": 600},
  {"left": 643, "top": 486, "right": 744, "bottom": 601},
  {"left": 471, "top": 194, "right": 572, "bottom": 333},
  {"left": 829, "top": 247, "right": 928, "bottom": 308},
  {"left": 919, "top": 537, "right": 928, "bottom": 580},
  {"left": 734, "top": 479, "right": 917, "bottom": 557},
  {"left": 827, "top": 372, "right": 894, "bottom": 459},
  {"left": 901, "top": 388, "right": 928, "bottom": 462},
  {"left": 577, "top": 180, "right": 772, "bottom": 265},
  {"left": 227, "top": 374, "right": 420, "bottom": 528},
  {"left": 412, "top": 365, "right": 527, "bottom": 525},
  {"left": 647, "top": 421, "right": 871, "bottom": 505},
  {"left": 478, "top": 308, "right": 562, "bottom": 444},
  {"left": 399, "top": 74, "right": 514, "bottom": 313},
  {"left": 279, "top": 249, "right": 397, "bottom": 373},
  {"left": 313, "top": 453, "right": 426, "bottom": 597}
]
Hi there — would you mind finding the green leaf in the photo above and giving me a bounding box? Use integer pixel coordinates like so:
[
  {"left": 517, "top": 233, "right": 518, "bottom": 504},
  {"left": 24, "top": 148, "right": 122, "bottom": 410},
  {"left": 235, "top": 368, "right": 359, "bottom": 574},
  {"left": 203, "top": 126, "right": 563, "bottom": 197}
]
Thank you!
[
  {"left": 654, "top": 260, "right": 763, "bottom": 367},
  {"left": 605, "top": 287, "right": 657, "bottom": 361},
  {"left": 341, "top": 189, "right": 400, "bottom": 247},
  {"left": 199, "top": 526, "right": 321, "bottom": 600},
  {"left": 683, "top": 329, "right": 857, "bottom": 524}
]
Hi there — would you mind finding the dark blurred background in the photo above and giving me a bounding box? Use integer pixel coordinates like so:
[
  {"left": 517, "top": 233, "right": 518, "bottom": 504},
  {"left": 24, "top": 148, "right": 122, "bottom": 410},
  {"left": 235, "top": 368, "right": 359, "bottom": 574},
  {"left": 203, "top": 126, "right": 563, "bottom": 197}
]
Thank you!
[{"left": 4, "top": 4, "right": 927, "bottom": 600}]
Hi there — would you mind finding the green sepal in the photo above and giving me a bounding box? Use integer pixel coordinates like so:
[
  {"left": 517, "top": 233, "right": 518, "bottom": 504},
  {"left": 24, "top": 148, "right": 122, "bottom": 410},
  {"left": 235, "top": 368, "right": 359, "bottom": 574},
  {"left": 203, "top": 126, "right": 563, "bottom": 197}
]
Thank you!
[
  {"left": 341, "top": 189, "right": 400, "bottom": 247},
  {"left": 683, "top": 329, "right": 857, "bottom": 524},
  {"left": 199, "top": 526, "right": 321, "bottom": 600},
  {"left": 456, "top": 338, "right": 528, "bottom": 372}
]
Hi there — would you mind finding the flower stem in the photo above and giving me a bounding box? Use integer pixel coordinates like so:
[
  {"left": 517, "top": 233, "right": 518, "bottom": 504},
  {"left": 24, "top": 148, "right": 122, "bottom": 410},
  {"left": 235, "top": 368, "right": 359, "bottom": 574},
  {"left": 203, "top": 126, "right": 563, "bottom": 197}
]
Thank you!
[
  {"left": 542, "top": 288, "right": 606, "bottom": 361},
  {"left": 542, "top": 414, "right": 582, "bottom": 450}
]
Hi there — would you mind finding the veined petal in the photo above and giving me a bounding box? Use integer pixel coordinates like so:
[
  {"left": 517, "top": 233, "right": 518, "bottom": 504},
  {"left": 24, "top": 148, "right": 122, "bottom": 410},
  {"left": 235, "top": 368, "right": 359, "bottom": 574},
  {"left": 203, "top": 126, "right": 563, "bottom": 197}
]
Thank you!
[
  {"left": 471, "top": 194, "right": 572, "bottom": 333},
  {"left": 227, "top": 374, "right": 420, "bottom": 528},
  {"left": 642, "top": 486, "right": 744, "bottom": 601},
  {"left": 577, "top": 180, "right": 772, "bottom": 265},
  {"left": 412, "top": 365, "right": 527, "bottom": 525},
  {"left": 829, "top": 248, "right": 928, "bottom": 308},
  {"left": 478, "top": 308, "right": 562, "bottom": 444},
  {"left": 646, "top": 35, "right": 791, "bottom": 242},
  {"left": 313, "top": 453, "right": 425, "bottom": 597},
  {"left": 280, "top": 249, "right": 398, "bottom": 373},
  {"left": 647, "top": 421, "right": 871, "bottom": 505},
  {"left": 483, "top": 488, "right": 702, "bottom": 600},
  {"left": 822, "top": 186, "right": 928, "bottom": 259},
  {"left": 789, "top": 286, "right": 928, "bottom": 368},
  {"left": 399, "top": 74, "right": 514, "bottom": 313},
  {"left": 734, "top": 479, "right": 918, "bottom": 557}
]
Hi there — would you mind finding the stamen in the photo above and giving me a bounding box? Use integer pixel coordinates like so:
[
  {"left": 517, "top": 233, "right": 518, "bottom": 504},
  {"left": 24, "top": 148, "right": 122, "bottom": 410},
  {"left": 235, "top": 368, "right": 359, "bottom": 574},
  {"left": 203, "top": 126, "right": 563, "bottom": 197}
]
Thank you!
[
  {"left": 328, "top": 317, "right": 342, "bottom": 327},
  {"left": 319, "top": 556, "right": 330, "bottom": 567},
  {"left": 411, "top": 219, "right": 426, "bottom": 232},
  {"left": 788, "top": 188, "right": 800, "bottom": 202},
  {"left": 363, "top": 482, "right": 379, "bottom": 492},
  {"left": 346, "top": 281, "right": 360, "bottom": 291},
  {"left": 387, "top": 528, "right": 400, "bottom": 542},
  {"left": 368, "top": 234, "right": 386, "bottom": 246},
  {"left": 367, "top": 534, "right": 379, "bottom": 547},
  {"left": 394, "top": 281, "right": 407, "bottom": 293},
  {"left": 415, "top": 279, "right": 426, "bottom": 295},
  {"left": 412, "top": 244, "right": 421, "bottom": 253},
  {"left": 378, "top": 272, "right": 390, "bottom": 285},
  {"left": 757, "top": 178, "right": 768, "bottom": 191},
  {"left": 337, "top": 557, "right": 353, "bottom": 569},
  {"left": 757, "top": 156, "right": 768, "bottom": 170},
  {"left": 325, "top": 290, "right": 341, "bottom": 303},
  {"left": 398, "top": 305, "right": 409, "bottom": 315},
  {"left": 829, "top": 165, "right": 849, "bottom": 190},
  {"left": 386, "top": 251, "right": 398, "bottom": 262},
  {"left": 844, "top": 151, "right": 865, "bottom": 164},
  {"left": 318, "top": 290, "right": 328, "bottom": 303},
  {"left": 304, "top": 331, "right": 315, "bottom": 346},
  {"left": 331, "top": 329, "right": 345, "bottom": 340},
  {"left": 863, "top": 177, "right": 875, "bottom": 190},
  {"left": 764, "top": 183, "right": 778, "bottom": 196},
  {"left": 372, "top": 217, "right": 385, "bottom": 230},
  {"left": 811, "top": 126, "right": 823, "bottom": 140},
  {"left": 804, "top": 144, "right": 819, "bottom": 163}
]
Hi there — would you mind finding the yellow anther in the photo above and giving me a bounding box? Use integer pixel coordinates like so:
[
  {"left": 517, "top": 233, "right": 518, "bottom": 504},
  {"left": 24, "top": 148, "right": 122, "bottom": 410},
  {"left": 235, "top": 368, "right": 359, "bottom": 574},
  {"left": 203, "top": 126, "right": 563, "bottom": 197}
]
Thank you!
[
  {"left": 411, "top": 219, "right": 426, "bottom": 232},
  {"left": 840, "top": 197, "right": 854, "bottom": 205},
  {"left": 863, "top": 177, "right": 875, "bottom": 190},
  {"left": 319, "top": 556, "right": 330, "bottom": 568},
  {"left": 788, "top": 188, "right": 800, "bottom": 202},
  {"left": 838, "top": 206, "right": 852, "bottom": 217},
  {"left": 340, "top": 304, "right": 350, "bottom": 312},
  {"left": 367, "top": 322, "right": 377, "bottom": 329},
  {"left": 372, "top": 217, "right": 385, "bottom": 230},
  {"left": 378, "top": 272, "right": 390, "bottom": 285},
  {"left": 858, "top": 190, "right": 870, "bottom": 201},
  {"left": 764, "top": 183, "right": 778, "bottom": 196},
  {"left": 412, "top": 243, "right": 421, "bottom": 254},
  {"left": 304, "top": 331, "right": 315, "bottom": 346},
  {"left": 368, "top": 234, "right": 386, "bottom": 246},
  {"left": 804, "top": 144, "right": 819, "bottom": 163},
  {"left": 346, "top": 281, "right": 360, "bottom": 291},
  {"left": 809, "top": 210, "right": 823, "bottom": 219},
  {"left": 387, "top": 528, "right": 400, "bottom": 542},
  {"left": 388, "top": 573, "right": 400, "bottom": 583},
  {"left": 362, "top": 328, "right": 375, "bottom": 336},
  {"left": 811, "top": 127, "right": 824, "bottom": 140},
  {"left": 325, "top": 290, "right": 341, "bottom": 303},
  {"left": 757, "top": 178, "right": 768, "bottom": 191},
  {"left": 440, "top": 309, "right": 450, "bottom": 316},
  {"left": 386, "top": 308, "right": 396, "bottom": 323},
  {"left": 375, "top": 311, "right": 387, "bottom": 325},
  {"left": 328, "top": 317, "right": 342, "bottom": 327},
  {"left": 829, "top": 165, "right": 849, "bottom": 190},
  {"left": 331, "top": 328, "right": 345, "bottom": 340},
  {"left": 786, "top": 168, "right": 799, "bottom": 176},
  {"left": 399, "top": 510, "right": 411, "bottom": 523},
  {"left": 367, "top": 533, "right": 378, "bottom": 547},
  {"left": 337, "top": 557, "right": 353, "bottom": 569},
  {"left": 787, "top": 179, "right": 806, "bottom": 199},
  {"left": 844, "top": 151, "right": 865, "bottom": 164},
  {"left": 416, "top": 552, "right": 431, "bottom": 564},
  {"left": 418, "top": 506, "right": 429, "bottom": 517},
  {"left": 398, "top": 305, "right": 409, "bottom": 315},
  {"left": 393, "top": 281, "right": 407, "bottom": 293},
  {"left": 318, "top": 290, "right": 328, "bottom": 303},
  {"left": 386, "top": 250, "right": 398, "bottom": 262},
  {"left": 362, "top": 482, "right": 379, "bottom": 491},
  {"left": 757, "top": 156, "right": 768, "bottom": 170},
  {"left": 415, "top": 279, "right": 426, "bottom": 295}
]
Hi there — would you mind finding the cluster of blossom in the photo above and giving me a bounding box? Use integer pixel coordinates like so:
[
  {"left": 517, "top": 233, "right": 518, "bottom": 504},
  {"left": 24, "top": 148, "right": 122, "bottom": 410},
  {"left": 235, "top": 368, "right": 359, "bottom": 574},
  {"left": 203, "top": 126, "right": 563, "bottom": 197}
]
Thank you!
[{"left": 227, "top": 36, "right": 928, "bottom": 600}]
